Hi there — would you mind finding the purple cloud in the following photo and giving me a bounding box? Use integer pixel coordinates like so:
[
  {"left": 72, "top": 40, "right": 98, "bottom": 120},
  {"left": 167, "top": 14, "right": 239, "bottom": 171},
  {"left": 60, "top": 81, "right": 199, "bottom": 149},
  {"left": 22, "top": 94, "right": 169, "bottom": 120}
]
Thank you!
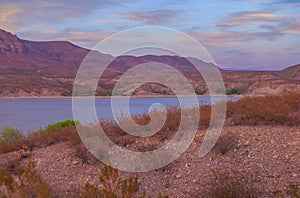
[{"left": 118, "top": 9, "right": 183, "bottom": 25}]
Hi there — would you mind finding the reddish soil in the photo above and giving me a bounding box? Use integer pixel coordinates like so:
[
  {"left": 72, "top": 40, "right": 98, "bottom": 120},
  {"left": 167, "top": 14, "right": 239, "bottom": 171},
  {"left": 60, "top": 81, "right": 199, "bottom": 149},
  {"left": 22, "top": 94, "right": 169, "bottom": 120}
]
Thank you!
[{"left": 1, "top": 125, "right": 299, "bottom": 197}]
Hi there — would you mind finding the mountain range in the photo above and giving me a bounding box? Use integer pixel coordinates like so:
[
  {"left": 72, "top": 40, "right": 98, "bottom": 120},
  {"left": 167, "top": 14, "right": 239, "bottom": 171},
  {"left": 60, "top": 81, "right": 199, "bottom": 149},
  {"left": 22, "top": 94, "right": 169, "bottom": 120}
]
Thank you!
[{"left": 0, "top": 29, "right": 299, "bottom": 97}]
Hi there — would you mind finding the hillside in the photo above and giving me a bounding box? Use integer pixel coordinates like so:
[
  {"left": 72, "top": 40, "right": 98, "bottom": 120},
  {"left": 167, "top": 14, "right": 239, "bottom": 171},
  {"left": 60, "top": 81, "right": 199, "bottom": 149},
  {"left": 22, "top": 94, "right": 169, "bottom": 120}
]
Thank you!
[
  {"left": 1, "top": 125, "right": 299, "bottom": 197},
  {"left": 0, "top": 29, "right": 299, "bottom": 97}
]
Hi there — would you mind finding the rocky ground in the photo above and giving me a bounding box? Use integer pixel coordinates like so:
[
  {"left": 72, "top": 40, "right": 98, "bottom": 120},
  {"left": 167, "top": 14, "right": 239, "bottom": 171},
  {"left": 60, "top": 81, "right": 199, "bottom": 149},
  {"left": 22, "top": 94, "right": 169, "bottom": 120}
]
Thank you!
[{"left": 0, "top": 125, "right": 299, "bottom": 197}]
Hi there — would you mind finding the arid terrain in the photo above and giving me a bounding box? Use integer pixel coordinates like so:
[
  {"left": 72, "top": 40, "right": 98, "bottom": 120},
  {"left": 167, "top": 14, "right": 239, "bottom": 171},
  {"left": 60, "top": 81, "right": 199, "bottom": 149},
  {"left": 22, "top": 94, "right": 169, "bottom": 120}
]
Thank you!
[
  {"left": 0, "top": 94, "right": 299, "bottom": 197},
  {"left": 0, "top": 125, "right": 299, "bottom": 198},
  {"left": 1, "top": 29, "right": 300, "bottom": 97},
  {"left": 1, "top": 1, "right": 300, "bottom": 198}
]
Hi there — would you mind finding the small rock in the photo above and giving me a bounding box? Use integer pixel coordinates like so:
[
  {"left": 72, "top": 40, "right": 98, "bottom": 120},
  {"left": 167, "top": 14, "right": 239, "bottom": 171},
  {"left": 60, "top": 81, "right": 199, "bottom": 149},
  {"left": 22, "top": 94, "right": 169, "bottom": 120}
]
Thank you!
[
  {"left": 20, "top": 150, "right": 31, "bottom": 158},
  {"left": 73, "top": 161, "right": 79, "bottom": 165}
]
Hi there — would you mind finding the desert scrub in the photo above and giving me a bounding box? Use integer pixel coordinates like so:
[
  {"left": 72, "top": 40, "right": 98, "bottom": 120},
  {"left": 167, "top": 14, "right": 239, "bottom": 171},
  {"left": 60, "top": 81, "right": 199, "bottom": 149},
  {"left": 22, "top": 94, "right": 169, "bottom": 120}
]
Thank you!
[
  {"left": 0, "top": 158, "right": 52, "bottom": 198},
  {"left": 213, "top": 131, "right": 239, "bottom": 155},
  {"left": 82, "top": 165, "right": 141, "bottom": 198},
  {"left": 0, "top": 127, "right": 23, "bottom": 143},
  {"left": 226, "top": 88, "right": 239, "bottom": 95},
  {"left": 82, "top": 165, "right": 168, "bottom": 198},
  {"left": 28, "top": 120, "right": 81, "bottom": 148},
  {"left": 0, "top": 127, "right": 24, "bottom": 153},
  {"left": 272, "top": 183, "right": 300, "bottom": 198},
  {"left": 227, "top": 92, "right": 300, "bottom": 125},
  {"left": 161, "top": 90, "right": 167, "bottom": 94},
  {"left": 0, "top": 120, "right": 81, "bottom": 154},
  {"left": 44, "top": 120, "right": 79, "bottom": 132},
  {"left": 195, "top": 89, "right": 205, "bottom": 95},
  {"left": 203, "top": 168, "right": 260, "bottom": 198}
]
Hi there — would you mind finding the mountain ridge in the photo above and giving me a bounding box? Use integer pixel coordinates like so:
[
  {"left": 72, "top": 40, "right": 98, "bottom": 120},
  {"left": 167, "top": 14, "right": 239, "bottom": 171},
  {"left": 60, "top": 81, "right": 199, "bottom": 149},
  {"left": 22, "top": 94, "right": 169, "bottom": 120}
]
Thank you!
[{"left": 0, "top": 29, "right": 299, "bottom": 97}]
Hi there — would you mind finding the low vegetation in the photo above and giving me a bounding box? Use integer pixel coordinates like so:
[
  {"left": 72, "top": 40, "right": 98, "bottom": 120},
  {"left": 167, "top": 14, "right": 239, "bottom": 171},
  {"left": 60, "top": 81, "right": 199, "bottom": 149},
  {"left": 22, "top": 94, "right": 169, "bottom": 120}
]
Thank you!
[
  {"left": 226, "top": 88, "right": 239, "bottom": 95},
  {"left": 1, "top": 93, "right": 299, "bottom": 154},
  {"left": 272, "top": 183, "right": 300, "bottom": 198},
  {"left": 0, "top": 157, "right": 167, "bottom": 198},
  {"left": 0, "top": 93, "right": 299, "bottom": 197},
  {"left": 215, "top": 88, "right": 240, "bottom": 95},
  {"left": 161, "top": 90, "right": 167, "bottom": 95},
  {"left": 0, "top": 120, "right": 80, "bottom": 154},
  {"left": 82, "top": 165, "right": 141, "bottom": 198},
  {"left": 227, "top": 92, "right": 300, "bottom": 125},
  {"left": 213, "top": 131, "right": 239, "bottom": 155},
  {"left": 204, "top": 168, "right": 260, "bottom": 198},
  {"left": 195, "top": 89, "right": 205, "bottom": 95},
  {"left": 0, "top": 158, "right": 51, "bottom": 198},
  {"left": 0, "top": 127, "right": 23, "bottom": 143}
]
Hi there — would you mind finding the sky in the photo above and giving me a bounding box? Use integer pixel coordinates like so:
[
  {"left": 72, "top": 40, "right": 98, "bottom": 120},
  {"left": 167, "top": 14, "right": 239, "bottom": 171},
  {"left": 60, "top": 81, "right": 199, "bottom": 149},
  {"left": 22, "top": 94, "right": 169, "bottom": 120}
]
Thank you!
[{"left": 0, "top": 0, "right": 299, "bottom": 70}]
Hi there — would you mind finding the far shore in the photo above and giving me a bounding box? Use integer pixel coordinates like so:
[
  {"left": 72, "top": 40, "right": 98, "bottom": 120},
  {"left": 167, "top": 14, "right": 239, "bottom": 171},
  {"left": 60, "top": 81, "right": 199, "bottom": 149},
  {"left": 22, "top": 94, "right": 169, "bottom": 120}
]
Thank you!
[{"left": 0, "top": 94, "right": 244, "bottom": 99}]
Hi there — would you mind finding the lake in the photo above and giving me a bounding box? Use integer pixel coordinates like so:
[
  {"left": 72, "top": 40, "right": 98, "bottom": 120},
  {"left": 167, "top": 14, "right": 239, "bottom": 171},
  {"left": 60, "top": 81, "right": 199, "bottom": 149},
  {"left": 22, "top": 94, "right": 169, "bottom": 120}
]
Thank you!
[{"left": 0, "top": 96, "right": 240, "bottom": 133}]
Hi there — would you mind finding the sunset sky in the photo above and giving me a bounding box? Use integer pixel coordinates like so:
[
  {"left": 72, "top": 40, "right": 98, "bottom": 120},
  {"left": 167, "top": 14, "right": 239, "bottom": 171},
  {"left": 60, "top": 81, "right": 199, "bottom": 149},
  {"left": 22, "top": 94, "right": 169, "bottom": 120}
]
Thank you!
[{"left": 0, "top": 0, "right": 299, "bottom": 70}]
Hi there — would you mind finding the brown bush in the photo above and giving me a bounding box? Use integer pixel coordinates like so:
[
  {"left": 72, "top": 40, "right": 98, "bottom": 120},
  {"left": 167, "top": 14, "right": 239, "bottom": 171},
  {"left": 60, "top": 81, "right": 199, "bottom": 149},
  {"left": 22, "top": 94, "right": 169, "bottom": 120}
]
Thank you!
[
  {"left": 273, "top": 183, "right": 300, "bottom": 198},
  {"left": 81, "top": 165, "right": 141, "bottom": 198},
  {"left": 27, "top": 126, "right": 80, "bottom": 148},
  {"left": 0, "top": 123, "right": 81, "bottom": 154},
  {"left": 1, "top": 93, "right": 299, "bottom": 154},
  {"left": 213, "top": 131, "right": 239, "bottom": 155},
  {"left": 0, "top": 158, "right": 52, "bottom": 198},
  {"left": 227, "top": 93, "right": 300, "bottom": 126},
  {"left": 203, "top": 168, "right": 260, "bottom": 198},
  {"left": 0, "top": 139, "right": 23, "bottom": 154}
]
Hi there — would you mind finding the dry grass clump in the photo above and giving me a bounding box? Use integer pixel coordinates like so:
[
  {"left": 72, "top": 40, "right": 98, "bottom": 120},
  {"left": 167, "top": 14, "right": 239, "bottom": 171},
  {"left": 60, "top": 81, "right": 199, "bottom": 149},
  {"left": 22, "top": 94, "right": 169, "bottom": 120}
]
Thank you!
[
  {"left": 227, "top": 93, "right": 300, "bottom": 126},
  {"left": 0, "top": 158, "right": 52, "bottom": 198},
  {"left": 100, "top": 105, "right": 181, "bottom": 151},
  {"left": 81, "top": 165, "right": 168, "bottom": 198},
  {"left": 1, "top": 93, "right": 299, "bottom": 154},
  {"left": 203, "top": 168, "right": 260, "bottom": 198},
  {"left": 272, "top": 183, "right": 300, "bottom": 198},
  {"left": 82, "top": 165, "right": 140, "bottom": 198},
  {"left": 0, "top": 120, "right": 81, "bottom": 154},
  {"left": 213, "top": 131, "right": 239, "bottom": 155},
  {"left": 0, "top": 127, "right": 24, "bottom": 154},
  {"left": 99, "top": 93, "right": 300, "bottom": 152}
]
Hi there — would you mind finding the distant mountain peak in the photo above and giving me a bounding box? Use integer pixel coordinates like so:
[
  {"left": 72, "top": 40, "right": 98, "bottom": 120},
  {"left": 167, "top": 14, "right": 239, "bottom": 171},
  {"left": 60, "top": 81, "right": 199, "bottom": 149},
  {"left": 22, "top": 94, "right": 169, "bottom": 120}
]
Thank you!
[{"left": 0, "top": 29, "right": 24, "bottom": 53}]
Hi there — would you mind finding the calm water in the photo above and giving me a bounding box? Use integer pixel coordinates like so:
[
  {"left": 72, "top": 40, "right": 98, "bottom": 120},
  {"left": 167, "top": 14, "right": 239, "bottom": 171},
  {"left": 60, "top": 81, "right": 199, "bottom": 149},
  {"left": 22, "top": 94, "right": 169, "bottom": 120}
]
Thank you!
[{"left": 0, "top": 96, "right": 239, "bottom": 133}]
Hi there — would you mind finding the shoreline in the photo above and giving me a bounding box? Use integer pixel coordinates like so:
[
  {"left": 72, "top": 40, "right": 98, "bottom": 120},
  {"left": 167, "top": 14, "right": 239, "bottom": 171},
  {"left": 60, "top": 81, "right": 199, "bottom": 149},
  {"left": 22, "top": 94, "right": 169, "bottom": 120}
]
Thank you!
[{"left": 0, "top": 94, "right": 244, "bottom": 99}]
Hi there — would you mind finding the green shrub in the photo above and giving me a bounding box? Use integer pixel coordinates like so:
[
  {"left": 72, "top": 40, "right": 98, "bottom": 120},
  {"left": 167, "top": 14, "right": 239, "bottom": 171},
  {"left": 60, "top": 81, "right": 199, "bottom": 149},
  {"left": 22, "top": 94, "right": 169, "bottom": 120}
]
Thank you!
[
  {"left": 161, "top": 90, "right": 167, "bottom": 94},
  {"left": 226, "top": 88, "right": 239, "bottom": 95},
  {"left": 29, "top": 120, "right": 80, "bottom": 148},
  {"left": 195, "top": 89, "right": 205, "bottom": 95},
  {"left": 0, "top": 120, "right": 81, "bottom": 154},
  {"left": 97, "top": 90, "right": 112, "bottom": 96},
  {"left": 0, "top": 127, "right": 23, "bottom": 143},
  {"left": 45, "top": 120, "right": 79, "bottom": 132}
]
